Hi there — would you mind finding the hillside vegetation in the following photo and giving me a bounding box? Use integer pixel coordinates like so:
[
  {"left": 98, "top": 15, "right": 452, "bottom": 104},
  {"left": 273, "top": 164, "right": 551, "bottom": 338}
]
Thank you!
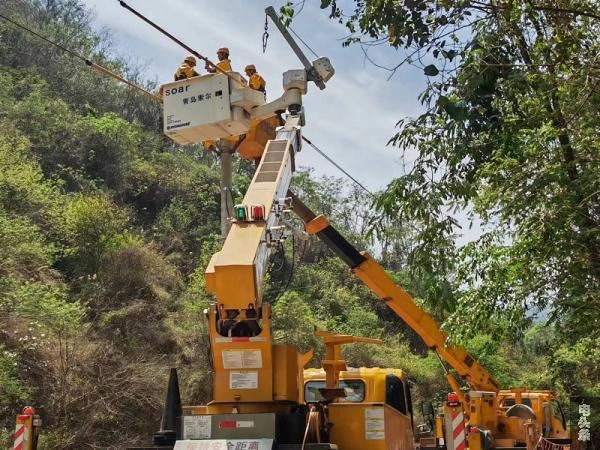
[{"left": 0, "top": 1, "right": 597, "bottom": 448}]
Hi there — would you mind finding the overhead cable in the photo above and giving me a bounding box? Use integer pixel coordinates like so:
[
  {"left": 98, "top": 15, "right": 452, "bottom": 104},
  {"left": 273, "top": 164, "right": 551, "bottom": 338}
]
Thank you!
[
  {"left": 301, "top": 135, "right": 375, "bottom": 198},
  {"left": 0, "top": 12, "right": 161, "bottom": 101},
  {"left": 1, "top": 12, "right": 85, "bottom": 61}
]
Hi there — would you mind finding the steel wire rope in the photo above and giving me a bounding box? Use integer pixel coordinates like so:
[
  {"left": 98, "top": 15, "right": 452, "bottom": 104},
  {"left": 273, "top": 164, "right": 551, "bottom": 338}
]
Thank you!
[
  {"left": 265, "top": 230, "right": 302, "bottom": 303},
  {"left": 301, "top": 135, "right": 375, "bottom": 198},
  {"left": 279, "top": 232, "right": 296, "bottom": 299},
  {"left": 289, "top": 26, "right": 319, "bottom": 59},
  {"left": 262, "top": 14, "right": 270, "bottom": 53},
  {"left": 268, "top": 234, "right": 292, "bottom": 294}
]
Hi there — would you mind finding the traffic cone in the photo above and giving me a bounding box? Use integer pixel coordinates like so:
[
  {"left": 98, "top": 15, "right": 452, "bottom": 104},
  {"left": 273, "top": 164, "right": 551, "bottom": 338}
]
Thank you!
[{"left": 152, "top": 368, "right": 182, "bottom": 446}]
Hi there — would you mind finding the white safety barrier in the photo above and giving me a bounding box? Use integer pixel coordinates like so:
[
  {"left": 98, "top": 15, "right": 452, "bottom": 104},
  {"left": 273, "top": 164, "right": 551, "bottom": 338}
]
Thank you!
[{"left": 13, "top": 422, "right": 26, "bottom": 450}]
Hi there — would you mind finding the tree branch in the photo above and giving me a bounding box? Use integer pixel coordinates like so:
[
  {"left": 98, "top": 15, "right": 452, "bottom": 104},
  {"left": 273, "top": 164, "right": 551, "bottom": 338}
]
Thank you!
[{"left": 532, "top": 5, "right": 600, "bottom": 21}]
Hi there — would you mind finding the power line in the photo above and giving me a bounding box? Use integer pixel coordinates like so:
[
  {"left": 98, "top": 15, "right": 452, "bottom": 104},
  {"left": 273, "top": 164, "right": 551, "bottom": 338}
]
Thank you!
[
  {"left": 301, "top": 135, "right": 375, "bottom": 198},
  {"left": 0, "top": 12, "right": 161, "bottom": 101},
  {"left": 0, "top": 12, "right": 87, "bottom": 62}
]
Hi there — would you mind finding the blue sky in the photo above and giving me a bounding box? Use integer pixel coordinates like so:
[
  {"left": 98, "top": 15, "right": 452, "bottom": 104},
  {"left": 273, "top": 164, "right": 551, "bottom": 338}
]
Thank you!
[{"left": 81, "top": 0, "right": 426, "bottom": 192}]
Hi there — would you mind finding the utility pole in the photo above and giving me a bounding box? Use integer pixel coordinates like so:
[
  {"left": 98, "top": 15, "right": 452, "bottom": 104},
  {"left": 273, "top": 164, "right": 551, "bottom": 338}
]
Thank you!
[{"left": 218, "top": 140, "right": 233, "bottom": 239}]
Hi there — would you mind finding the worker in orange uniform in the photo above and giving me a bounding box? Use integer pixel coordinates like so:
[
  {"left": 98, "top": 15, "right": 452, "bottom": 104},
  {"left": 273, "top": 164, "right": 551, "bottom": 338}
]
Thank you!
[
  {"left": 244, "top": 64, "right": 266, "bottom": 94},
  {"left": 174, "top": 55, "right": 199, "bottom": 81},
  {"left": 206, "top": 47, "right": 232, "bottom": 73}
]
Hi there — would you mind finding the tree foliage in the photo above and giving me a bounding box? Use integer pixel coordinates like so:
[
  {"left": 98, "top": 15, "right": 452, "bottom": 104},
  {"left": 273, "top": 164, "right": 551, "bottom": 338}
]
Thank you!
[
  {"left": 297, "top": 0, "right": 600, "bottom": 361},
  {"left": 280, "top": 3, "right": 600, "bottom": 441},
  {"left": 0, "top": 0, "right": 593, "bottom": 448}
]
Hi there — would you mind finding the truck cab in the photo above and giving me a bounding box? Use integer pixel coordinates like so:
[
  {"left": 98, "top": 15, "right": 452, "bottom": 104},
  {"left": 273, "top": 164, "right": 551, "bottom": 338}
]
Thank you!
[
  {"left": 497, "top": 391, "right": 570, "bottom": 444},
  {"left": 302, "top": 368, "right": 415, "bottom": 450}
]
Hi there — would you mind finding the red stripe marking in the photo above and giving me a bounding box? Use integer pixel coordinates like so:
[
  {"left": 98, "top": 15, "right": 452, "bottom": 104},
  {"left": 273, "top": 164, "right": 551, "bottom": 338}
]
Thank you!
[
  {"left": 453, "top": 421, "right": 465, "bottom": 439},
  {"left": 451, "top": 410, "right": 462, "bottom": 421},
  {"left": 231, "top": 337, "right": 250, "bottom": 342},
  {"left": 455, "top": 441, "right": 466, "bottom": 450},
  {"left": 14, "top": 443, "right": 24, "bottom": 450},
  {"left": 219, "top": 420, "right": 236, "bottom": 428},
  {"left": 14, "top": 426, "right": 24, "bottom": 439}
]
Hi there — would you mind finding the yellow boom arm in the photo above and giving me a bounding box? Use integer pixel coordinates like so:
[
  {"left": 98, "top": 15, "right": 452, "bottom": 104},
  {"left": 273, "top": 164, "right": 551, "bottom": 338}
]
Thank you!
[
  {"left": 201, "top": 118, "right": 303, "bottom": 405},
  {"left": 289, "top": 191, "right": 501, "bottom": 393},
  {"left": 205, "top": 118, "right": 301, "bottom": 321}
]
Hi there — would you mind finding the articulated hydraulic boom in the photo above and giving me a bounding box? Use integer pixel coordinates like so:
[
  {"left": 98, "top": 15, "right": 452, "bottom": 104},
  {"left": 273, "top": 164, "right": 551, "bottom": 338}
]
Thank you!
[
  {"left": 289, "top": 192, "right": 571, "bottom": 450},
  {"left": 205, "top": 117, "right": 300, "bottom": 326},
  {"left": 288, "top": 191, "right": 500, "bottom": 393}
]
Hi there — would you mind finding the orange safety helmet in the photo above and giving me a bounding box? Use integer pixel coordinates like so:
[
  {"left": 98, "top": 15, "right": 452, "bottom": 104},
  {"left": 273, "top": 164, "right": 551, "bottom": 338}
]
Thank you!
[{"left": 184, "top": 55, "right": 197, "bottom": 66}]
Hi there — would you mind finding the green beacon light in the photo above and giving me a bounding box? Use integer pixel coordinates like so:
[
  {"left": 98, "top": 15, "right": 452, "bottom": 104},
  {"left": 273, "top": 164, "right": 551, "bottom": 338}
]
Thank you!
[{"left": 234, "top": 205, "right": 247, "bottom": 221}]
